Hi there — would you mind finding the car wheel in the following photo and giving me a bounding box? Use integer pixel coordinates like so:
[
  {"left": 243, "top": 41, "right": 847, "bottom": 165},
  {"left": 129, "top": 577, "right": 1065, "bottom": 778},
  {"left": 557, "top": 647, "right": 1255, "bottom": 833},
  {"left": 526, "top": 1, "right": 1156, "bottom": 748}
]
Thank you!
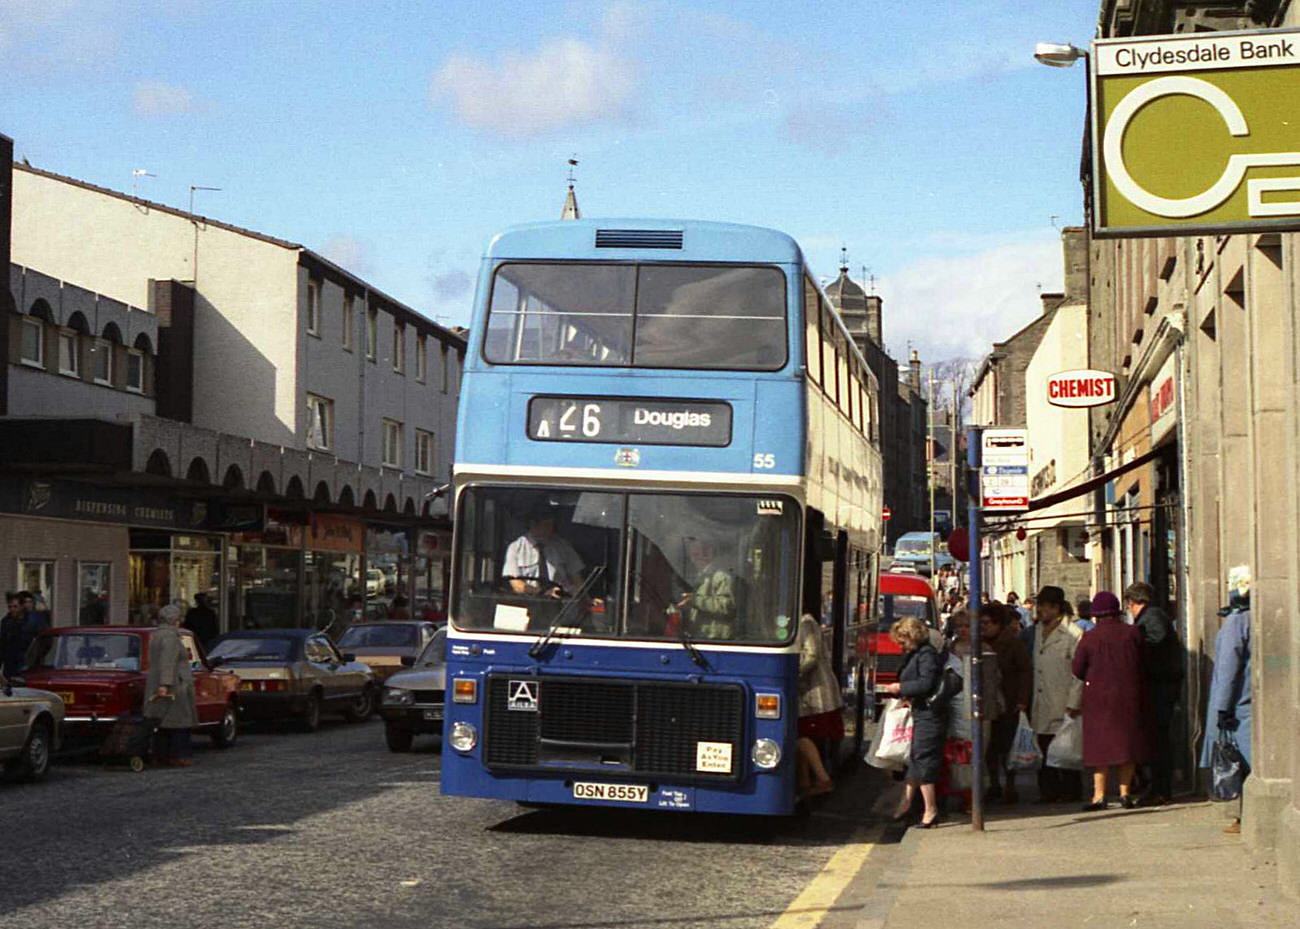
[
  {"left": 4, "top": 720, "right": 53, "bottom": 782},
  {"left": 210, "top": 703, "right": 238, "bottom": 748},
  {"left": 299, "top": 692, "right": 323, "bottom": 733},
  {"left": 343, "top": 687, "right": 375, "bottom": 723},
  {"left": 385, "top": 723, "right": 414, "bottom": 753}
]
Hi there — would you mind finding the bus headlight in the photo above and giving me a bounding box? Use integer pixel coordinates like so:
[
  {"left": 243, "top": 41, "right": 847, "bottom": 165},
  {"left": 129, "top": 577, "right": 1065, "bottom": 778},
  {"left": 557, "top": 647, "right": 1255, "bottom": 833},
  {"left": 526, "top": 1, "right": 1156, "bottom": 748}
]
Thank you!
[
  {"left": 751, "top": 738, "right": 781, "bottom": 770},
  {"left": 449, "top": 721, "right": 478, "bottom": 753}
]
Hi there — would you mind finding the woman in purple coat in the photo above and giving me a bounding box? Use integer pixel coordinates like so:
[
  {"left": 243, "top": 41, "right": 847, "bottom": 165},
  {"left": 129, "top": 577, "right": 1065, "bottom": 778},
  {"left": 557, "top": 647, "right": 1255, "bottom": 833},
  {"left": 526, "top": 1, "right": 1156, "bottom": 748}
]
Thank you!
[{"left": 1071, "top": 591, "right": 1149, "bottom": 811}]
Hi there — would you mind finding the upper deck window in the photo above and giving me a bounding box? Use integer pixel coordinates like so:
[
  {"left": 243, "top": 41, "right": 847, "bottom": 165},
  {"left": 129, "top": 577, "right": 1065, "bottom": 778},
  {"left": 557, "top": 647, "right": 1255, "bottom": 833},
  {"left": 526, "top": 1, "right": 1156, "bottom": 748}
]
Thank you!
[{"left": 483, "top": 263, "right": 787, "bottom": 370}]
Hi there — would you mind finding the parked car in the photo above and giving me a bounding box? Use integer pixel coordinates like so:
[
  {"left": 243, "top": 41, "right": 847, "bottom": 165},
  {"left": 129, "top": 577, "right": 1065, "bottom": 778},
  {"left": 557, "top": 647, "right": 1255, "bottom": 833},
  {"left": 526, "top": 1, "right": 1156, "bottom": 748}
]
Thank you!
[
  {"left": 866, "top": 573, "right": 941, "bottom": 716},
  {"left": 207, "top": 629, "right": 376, "bottom": 731},
  {"left": 336, "top": 621, "right": 439, "bottom": 685},
  {"left": 0, "top": 678, "right": 63, "bottom": 781},
  {"left": 379, "top": 628, "right": 446, "bottom": 752},
  {"left": 23, "top": 626, "right": 239, "bottom": 749},
  {"left": 890, "top": 531, "right": 957, "bottom": 575}
]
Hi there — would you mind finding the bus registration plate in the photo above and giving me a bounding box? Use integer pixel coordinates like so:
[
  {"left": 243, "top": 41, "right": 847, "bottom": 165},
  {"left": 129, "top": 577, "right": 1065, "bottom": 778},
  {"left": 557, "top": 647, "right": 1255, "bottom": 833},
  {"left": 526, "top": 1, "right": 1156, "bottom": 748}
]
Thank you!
[{"left": 572, "top": 782, "right": 648, "bottom": 803}]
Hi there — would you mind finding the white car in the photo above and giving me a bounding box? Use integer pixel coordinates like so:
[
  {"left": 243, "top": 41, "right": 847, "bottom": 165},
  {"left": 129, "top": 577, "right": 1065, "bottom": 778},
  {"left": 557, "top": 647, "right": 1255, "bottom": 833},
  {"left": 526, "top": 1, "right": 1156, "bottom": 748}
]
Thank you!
[{"left": 1, "top": 679, "right": 64, "bottom": 781}]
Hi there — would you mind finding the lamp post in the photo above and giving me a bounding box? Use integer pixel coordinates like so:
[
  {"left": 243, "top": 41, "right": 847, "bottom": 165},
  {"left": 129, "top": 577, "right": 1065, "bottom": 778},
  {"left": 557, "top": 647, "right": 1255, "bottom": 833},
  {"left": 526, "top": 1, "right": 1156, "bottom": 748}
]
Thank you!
[{"left": 1033, "top": 42, "right": 1087, "bottom": 68}]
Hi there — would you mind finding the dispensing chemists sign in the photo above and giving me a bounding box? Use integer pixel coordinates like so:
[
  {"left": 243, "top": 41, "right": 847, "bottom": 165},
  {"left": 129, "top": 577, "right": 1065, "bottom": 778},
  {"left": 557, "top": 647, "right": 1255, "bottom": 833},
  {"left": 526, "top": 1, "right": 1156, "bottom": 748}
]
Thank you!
[{"left": 1091, "top": 28, "right": 1300, "bottom": 237}]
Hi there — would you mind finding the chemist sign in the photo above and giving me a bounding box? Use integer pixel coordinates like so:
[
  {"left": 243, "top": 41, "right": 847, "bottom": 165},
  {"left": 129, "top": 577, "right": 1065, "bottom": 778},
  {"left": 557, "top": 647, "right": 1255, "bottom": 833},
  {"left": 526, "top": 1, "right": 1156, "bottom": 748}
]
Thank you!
[
  {"left": 1091, "top": 28, "right": 1300, "bottom": 237},
  {"left": 1046, "top": 369, "right": 1117, "bottom": 409}
]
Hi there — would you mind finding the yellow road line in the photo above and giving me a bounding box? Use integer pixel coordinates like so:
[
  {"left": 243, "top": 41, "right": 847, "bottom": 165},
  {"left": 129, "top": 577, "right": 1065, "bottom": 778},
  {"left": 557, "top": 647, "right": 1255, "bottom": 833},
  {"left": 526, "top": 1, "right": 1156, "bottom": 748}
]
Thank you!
[{"left": 768, "top": 826, "right": 883, "bottom": 929}]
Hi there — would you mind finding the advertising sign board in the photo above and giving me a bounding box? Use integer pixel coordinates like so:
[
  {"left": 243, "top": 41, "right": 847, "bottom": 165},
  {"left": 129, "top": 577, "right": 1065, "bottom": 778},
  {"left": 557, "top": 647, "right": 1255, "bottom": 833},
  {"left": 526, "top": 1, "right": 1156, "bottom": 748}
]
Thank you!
[
  {"left": 1046, "top": 369, "right": 1118, "bottom": 408},
  {"left": 1091, "top": 28, "right": 1300, "bottom": 237}
]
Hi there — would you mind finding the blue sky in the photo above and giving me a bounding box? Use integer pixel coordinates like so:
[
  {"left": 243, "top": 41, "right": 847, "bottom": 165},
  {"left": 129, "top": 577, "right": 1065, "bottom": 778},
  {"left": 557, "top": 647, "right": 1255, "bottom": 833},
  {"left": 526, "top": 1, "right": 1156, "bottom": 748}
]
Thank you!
[{"left": 1, "top": 0, "right": 1098, "bottom": 360}]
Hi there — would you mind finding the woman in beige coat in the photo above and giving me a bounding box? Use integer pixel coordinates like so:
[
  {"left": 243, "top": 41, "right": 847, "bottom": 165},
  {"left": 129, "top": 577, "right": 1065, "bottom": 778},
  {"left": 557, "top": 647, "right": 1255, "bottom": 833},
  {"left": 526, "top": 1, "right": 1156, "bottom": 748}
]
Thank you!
[
  {"left": 146, "top": 603, "right": 199, "bottom": 767},
  {"left": 796, "top": 614, "right": 843, "bottom": 796}
]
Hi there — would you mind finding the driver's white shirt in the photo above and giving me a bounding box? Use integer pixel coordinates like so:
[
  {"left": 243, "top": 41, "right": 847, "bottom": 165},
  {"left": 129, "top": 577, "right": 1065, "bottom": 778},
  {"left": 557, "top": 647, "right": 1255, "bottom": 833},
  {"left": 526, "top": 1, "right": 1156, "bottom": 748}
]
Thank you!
[{"left": 502, "top": 533, "right": 585, "bottom": 591}]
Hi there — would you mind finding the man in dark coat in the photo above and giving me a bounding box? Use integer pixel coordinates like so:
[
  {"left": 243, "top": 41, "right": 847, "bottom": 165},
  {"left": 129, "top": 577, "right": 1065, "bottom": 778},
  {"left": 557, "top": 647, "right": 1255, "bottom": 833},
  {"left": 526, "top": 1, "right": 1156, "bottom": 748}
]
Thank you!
[
  {"left": 1124, "top": 582, "right": 1183, "bottom": 805},
  {"left": 2, "top": 593, "right": 30, "bottom": 679},
  {"left": 182, "top": 593, "right": 219, "bottom": 649},
  {"left": 981, "top": 603, "right": 1031, "bottom": 802},
  {"left": 1072, "top": 591, "right": 1149, "bottom": 811}
]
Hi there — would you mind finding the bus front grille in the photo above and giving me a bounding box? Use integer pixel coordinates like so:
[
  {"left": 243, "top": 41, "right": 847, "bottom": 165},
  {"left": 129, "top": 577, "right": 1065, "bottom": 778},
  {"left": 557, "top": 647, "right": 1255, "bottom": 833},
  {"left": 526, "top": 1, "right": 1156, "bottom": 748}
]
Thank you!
[{"left": 483, "top": 675, "right": 745, "bottom": 781}]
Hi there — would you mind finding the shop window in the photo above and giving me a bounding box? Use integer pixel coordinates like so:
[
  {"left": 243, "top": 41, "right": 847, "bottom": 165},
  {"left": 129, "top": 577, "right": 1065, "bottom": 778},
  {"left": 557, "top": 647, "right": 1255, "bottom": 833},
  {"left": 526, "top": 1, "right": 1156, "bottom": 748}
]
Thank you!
[
  {"left": 306, "top": 278, "right": 321, "bottom": 336},
  {"left": 58, "top": 330, "right": 80, "bottom": 376},
  {"left": 393, "top": 322, "right": 406, "bottom": 373},
  {"left": 90, "top": 339, "right": 113, "bottom": 385},
  {"left": 342, "top": 295, "right": 354, "bottom": 351},
  {"left": 78, "top": 562, "right": 112, "bottom": 624},
  {"left": 20, "top": 317, "right": 43, "bottom": 367},
  {"left": 307, "top": 393, "right": 334, "bottom": 451},
  {"left": 382, "top": 418, "right": 403, "bottom": 468},
  {"left": 17, "top": 559, "right": 55, "bottom": 616},
  {"left": 415, "top": 429, "right": 434, "bottom": 475},
  {"left": 416, "top": 334, "right": 427, "bottom": 382},
  {"left": 126, "top": 350, "right": 145, "bottom": 392}
]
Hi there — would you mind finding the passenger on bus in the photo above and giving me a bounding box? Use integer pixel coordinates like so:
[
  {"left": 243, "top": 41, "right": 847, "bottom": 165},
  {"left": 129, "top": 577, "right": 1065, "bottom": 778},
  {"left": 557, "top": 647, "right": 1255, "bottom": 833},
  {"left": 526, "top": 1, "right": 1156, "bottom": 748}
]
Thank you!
[
  {"left": 673, "top": 538, "right": 736, "bottom": 639},
  {"left": 503, "top": 511, "right": 586, "bottom": 598}
]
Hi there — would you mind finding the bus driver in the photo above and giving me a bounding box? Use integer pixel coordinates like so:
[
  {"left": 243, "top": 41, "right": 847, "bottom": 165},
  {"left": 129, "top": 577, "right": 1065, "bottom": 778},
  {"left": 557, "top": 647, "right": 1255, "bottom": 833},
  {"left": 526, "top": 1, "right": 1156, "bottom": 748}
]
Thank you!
[
  {"left": 503, "top": 511, "right": 586, "bottom": 598},
  {"left": 672, "top": 538, "right": 737, "bottom": 639}
]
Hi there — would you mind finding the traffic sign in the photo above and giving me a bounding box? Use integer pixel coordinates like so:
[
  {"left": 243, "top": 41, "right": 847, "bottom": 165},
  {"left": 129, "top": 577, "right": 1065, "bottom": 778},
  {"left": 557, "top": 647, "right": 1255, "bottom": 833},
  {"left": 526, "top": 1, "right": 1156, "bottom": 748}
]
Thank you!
[
  {"left": 882, "top": 506, "right": 892, "bottom": 522},
  {"left": 981, "top": 428, "right": 1030, "bottom": 512}
]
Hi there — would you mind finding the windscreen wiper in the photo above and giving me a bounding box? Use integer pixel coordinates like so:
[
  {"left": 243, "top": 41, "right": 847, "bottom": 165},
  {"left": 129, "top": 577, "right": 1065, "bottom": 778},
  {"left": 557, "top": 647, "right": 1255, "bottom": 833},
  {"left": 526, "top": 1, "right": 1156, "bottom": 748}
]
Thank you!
[
  {"left": 678, "top": 628, "right": 709, "bottom": 670},
  {"left": 528, "top": 566, "right": 605, "bottom": 659}
]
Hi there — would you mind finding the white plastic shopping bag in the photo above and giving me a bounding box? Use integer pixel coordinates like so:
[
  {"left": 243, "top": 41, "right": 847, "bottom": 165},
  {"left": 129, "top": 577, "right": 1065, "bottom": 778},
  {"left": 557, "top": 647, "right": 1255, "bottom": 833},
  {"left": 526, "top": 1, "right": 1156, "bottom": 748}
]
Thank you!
[
  {"left": 1008, "top": 711, "right": 1043, "bottom": 771},
  {"left": 866, "top": 698, "right": 913, "bottom": 770},
  {"left": 1045, "top": 715, "right": 1084, "bottom": 770}
]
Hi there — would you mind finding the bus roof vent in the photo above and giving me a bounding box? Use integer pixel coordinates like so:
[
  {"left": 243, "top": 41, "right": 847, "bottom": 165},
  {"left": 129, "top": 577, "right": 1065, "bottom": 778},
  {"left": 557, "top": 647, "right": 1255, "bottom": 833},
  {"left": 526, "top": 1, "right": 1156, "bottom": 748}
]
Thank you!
[{"left": 595, "top": 229, "right": 683, "bottom": 249}]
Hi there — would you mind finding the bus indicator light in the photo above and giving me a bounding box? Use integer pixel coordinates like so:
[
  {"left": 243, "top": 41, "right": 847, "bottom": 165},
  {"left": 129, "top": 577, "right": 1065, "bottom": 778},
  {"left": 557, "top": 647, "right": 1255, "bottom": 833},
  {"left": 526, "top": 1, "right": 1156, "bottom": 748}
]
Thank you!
[
  {"left": 453, "top": 678, "right": 478, "bottom": 704},
  {"left": 755, "top": 693, "right": 782, "bottom": 719}
]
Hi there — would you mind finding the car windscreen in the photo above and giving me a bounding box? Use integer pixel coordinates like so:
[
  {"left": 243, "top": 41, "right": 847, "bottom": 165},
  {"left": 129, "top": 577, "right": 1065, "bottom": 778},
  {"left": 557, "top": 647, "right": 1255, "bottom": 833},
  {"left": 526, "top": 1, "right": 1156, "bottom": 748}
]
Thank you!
[
  {"left": 483, "top": 262, "right": 787, "bottom": 370},
  {"left": 209, "top": 637, "right": 296, "bottom": 662},
  {"left": 337, "top": 624, "right": 419, "bottom": 648},
  {"left": 876, "top": 594, "right": 936, "bottom": 632},
  {"left": 453, "top": 486, "right": 801, "bottom": 645},
  {"left": 416, "top": 629, "right": 447, "bottom": 666},
  {"left": 894, "top": 538, "right": 931, "bottom": 555},
  {"left": 29, "top": 633, "right": 142, "bottom": 671}
]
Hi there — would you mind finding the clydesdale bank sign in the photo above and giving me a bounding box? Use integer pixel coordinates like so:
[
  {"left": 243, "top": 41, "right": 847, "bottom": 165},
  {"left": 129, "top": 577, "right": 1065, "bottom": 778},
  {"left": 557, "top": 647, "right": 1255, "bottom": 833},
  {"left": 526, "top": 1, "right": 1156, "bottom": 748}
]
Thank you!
[{"left": 1091, "top": 29, "right": 1300, "bottom": 237}]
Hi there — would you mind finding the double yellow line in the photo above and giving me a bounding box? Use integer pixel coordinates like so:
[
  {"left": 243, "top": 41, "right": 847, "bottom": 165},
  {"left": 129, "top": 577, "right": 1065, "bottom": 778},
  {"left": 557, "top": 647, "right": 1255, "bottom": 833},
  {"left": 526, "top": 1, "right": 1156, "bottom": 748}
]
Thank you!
[{"left": 768, "top": 826, "right": 884, "bottom": 928}]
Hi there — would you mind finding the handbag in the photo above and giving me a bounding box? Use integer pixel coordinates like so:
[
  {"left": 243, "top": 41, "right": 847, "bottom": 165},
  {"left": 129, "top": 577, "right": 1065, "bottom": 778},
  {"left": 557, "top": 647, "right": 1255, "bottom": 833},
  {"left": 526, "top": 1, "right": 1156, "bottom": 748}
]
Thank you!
[
  {"left": 1210, "top": 731, "right": 1250, "bottom": 801},
  {"left": 925, "top": 664, "right": 963, "bottom": 710}
]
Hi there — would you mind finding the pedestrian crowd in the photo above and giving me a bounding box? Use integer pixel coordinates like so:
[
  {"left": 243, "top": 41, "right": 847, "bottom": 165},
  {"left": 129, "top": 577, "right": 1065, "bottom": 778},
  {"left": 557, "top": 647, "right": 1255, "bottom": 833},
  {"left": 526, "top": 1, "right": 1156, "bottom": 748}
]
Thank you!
[{"left": 866, "top": 571, "right": 1245, "bottom": 825}]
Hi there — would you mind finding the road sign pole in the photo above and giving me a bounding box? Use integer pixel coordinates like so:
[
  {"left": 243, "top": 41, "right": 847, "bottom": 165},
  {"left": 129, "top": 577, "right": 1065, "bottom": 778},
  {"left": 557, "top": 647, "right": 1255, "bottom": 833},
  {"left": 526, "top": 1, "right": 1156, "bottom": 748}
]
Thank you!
[{"left": 967, "top": 425, "right": 985, "bottom": 832}]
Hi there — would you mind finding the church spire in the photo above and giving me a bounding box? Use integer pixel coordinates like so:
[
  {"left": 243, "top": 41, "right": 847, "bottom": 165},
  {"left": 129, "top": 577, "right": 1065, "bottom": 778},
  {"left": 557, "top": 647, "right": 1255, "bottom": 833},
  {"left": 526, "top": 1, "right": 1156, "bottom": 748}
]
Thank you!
[{"left": 561, "top": 155, "right": 580, "bottom": 220}]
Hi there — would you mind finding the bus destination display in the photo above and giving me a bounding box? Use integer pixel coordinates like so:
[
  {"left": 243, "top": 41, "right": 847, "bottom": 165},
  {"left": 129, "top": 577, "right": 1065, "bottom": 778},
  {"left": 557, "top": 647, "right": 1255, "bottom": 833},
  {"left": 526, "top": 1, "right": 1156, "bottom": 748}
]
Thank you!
[{"left": 527, "top": 396, "right": 732, "bottom": 447}]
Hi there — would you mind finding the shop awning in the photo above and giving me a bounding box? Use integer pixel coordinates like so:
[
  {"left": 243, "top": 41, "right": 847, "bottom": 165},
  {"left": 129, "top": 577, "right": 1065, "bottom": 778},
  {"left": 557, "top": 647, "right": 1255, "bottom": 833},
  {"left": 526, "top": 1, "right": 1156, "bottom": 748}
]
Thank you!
[{"left": 1024, "top": 446, "right": 1166, "bottom": 513}]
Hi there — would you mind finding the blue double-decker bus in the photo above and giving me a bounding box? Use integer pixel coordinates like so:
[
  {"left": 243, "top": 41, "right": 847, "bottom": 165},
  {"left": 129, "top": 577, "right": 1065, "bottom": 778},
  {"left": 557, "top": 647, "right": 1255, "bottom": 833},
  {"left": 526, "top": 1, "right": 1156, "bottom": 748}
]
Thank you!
[{"left": 441, "top": 219, "right": 883, "bottom": 815}]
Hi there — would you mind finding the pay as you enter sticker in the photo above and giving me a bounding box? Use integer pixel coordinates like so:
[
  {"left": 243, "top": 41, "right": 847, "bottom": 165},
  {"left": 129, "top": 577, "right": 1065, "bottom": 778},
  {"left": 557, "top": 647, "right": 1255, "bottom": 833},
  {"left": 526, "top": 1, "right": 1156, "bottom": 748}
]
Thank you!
[{"left": 695, "top": 741, "right": 733, "bottom": 773}]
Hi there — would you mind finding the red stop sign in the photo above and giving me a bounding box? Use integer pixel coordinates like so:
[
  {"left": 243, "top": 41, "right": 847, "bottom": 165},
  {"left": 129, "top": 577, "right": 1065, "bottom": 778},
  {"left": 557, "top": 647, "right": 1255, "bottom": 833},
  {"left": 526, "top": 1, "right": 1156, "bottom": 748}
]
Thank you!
[{"left": 947, "top": 528, "right": 969, "bottom": 562}]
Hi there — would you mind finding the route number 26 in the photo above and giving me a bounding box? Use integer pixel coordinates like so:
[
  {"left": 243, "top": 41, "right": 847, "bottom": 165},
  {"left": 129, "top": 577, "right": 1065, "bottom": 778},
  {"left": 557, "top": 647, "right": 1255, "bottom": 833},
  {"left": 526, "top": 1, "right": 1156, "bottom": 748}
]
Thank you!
[
  {"left": 559, "top": 403, "right": 602, "bottom": 438},
  {"left": 752, "top": 453, "right": 776, "bottom": 470}
]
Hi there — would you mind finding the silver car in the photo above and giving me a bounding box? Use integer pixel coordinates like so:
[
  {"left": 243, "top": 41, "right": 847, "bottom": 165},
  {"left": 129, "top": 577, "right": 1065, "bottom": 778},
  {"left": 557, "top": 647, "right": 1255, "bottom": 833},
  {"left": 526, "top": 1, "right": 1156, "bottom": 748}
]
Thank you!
[
  {"left": 1, "top": 679, "right": 64, "bottom": 781},
  {"left": 378, "top": 628, "right": 446, "bottom": 752}
]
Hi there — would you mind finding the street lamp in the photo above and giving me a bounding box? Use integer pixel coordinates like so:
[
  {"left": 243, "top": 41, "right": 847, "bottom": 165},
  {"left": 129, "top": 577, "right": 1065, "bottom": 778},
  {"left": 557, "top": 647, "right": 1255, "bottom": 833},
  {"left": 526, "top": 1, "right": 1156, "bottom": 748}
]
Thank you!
[{"left": 1034, "top": 42, "right": 1087, "bottom": 68}]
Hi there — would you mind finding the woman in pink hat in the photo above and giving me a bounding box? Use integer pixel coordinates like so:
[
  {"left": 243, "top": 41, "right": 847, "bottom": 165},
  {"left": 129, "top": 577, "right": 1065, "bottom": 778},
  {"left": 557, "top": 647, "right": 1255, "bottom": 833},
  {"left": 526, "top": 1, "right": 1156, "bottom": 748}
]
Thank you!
[{"left": 1071, "top": 591, "right": 1150, "bottom": 811}]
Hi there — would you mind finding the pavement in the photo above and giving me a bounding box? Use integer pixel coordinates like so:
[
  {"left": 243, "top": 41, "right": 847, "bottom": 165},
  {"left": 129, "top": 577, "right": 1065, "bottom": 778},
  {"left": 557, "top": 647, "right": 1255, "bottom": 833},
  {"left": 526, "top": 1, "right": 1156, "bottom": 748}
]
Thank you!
[{"left": 844, "top": 781, "right": 1292, "bottom": 929}]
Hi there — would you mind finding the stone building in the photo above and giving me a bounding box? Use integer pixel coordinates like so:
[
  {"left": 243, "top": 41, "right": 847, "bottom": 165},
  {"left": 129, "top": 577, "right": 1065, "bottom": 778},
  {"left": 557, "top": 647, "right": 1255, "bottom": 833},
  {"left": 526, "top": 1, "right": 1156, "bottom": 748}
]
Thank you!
[
  {"left": 1, "top": 138, "right": 465, "bottom": 634},
  {"left": 825, "top": 265, "right": 929, "bottom": 547},
  {"left": 1084, "top": 0, "right": 1300, "bottom": 895}
]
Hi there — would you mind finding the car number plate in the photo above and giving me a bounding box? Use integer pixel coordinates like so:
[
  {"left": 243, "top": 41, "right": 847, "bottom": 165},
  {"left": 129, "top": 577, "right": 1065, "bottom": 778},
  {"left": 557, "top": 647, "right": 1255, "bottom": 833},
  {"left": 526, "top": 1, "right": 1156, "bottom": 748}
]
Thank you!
[
  {"left": 56, "top": 691, "right": 75, "bottom": 704},
  {"left": 422, "top": 709, "right": 442, "bottom": 721},
  {"left": 572, "top": 782, "right": 648, "bottom": 803}
]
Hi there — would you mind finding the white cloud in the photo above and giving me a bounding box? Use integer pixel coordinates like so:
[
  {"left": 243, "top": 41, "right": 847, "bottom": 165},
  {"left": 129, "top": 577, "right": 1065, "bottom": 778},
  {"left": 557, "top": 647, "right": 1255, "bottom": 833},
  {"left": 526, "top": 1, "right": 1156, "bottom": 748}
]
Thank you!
[
  {"left": 318, "top": 235, "right": 372, "bottom": 277},
  {"left": 876, "top": 233, "right": 1064, "bottom": 362},
  {"left": 133, "top": 81, "right": 199, "bottom": 117},
  {"left": 430, "top": 32, "right": 635, "bottom": 139}
]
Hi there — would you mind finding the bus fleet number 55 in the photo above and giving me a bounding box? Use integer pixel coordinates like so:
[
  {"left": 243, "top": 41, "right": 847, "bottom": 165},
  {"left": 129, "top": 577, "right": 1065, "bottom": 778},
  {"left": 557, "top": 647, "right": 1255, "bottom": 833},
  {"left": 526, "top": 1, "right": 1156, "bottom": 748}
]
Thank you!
[{"left": 752, "top": 453, "right": 775, "bottom": 469}]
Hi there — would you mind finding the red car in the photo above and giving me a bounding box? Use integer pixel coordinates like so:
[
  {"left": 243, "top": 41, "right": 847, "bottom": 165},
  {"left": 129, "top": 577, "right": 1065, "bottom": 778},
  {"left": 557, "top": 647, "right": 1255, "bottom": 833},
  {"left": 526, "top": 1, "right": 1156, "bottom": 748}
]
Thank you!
[
  {"left": 23, "top": 626, "right": 240, "bottom": 749},
  {"left": 865, "top": 573, "right": 941, "bottom": 715}
]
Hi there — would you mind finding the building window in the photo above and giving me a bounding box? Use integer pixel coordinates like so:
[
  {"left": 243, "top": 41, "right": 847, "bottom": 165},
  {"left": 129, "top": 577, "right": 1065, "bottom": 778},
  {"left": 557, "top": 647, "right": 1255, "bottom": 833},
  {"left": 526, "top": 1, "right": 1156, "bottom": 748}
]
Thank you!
[
  {"left": 416, "top": 334, "right": 427, "bottom": 382},
  {"left": 382, "top": 418, "right": 403, "bottom": 468},
  {"left": 415, "top": 429, "right": 434, "bottom": 475},
  {"left": 58, "top": 330, "right": 80, "bottom": 377},
  {"left": 366, "top": 307, "right": 378, "bottom": 361},
  {"left": 19, "top": 317, "right": 43, "bottom": 367},
  {"left": 126, "top": 350, "right": 145, "bottom": 393},
  {"left": 440, "top": 344, "right": 450, "bottom": 393},
  {"left": 17, "top": 559, "right": 55, "bottom": 616},
  {"left": 393, "top": 322, "right": 406, "bottom": 374},
  {"left": 306, "top": 278, "right": 321, "bottom": 336},
  {"left": 307, "top": 393, "right": 334, "bottom": 451},
  {"left": 90, "top": 339, "right": 113, "bottom": 385},
  {"left": 342, "top": 295, "right": 354, "bottom": 351}
]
